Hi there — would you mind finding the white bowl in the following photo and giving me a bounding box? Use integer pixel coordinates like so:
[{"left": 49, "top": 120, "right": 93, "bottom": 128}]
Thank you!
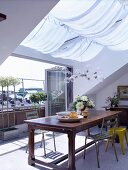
[{"left": 56, "top": 111, "right": 70, "bottom": 116}]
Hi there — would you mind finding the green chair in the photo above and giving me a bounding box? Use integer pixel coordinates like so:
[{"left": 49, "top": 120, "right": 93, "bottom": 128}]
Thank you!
[
  {"left": 83, "top": 116, "right": 118, "bottom": 168},
  {"left": 25, "top": 110, "right": 56, "bottom": 156}
]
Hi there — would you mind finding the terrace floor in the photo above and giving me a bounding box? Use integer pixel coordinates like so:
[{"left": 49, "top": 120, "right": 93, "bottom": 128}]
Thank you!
[{"left": 0, "top": 128, "right": 128, "bottom": 170}]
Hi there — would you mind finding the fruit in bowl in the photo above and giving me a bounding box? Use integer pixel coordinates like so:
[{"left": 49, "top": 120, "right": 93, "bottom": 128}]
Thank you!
[{"left": 69, "top": 111, "right": 78, "bottom": 118}]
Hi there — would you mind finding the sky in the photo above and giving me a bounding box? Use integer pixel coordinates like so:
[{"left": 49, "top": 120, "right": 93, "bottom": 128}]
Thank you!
[{"left": 0, "top": 56, "right": 56, "bottom": 90}]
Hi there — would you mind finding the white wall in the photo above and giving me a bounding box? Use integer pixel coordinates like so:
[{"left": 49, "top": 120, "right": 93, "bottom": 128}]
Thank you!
[
  {"left": 96, "top": 72, "right": 128, "bottom": 110},
  {"left": 73, "top": 47, "right": 128, "bottom": 98}
]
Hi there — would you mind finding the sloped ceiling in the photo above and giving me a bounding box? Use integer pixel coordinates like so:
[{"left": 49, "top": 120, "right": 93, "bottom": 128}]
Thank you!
[
  {"left": 87, "top": 62, "right": 128, "bottom": 95},
  {"left": 0, "top": 0, "right": 59, "bottom": 65},
  {"left": 13, "top": 45, "right": 76, "bottom": 67}
]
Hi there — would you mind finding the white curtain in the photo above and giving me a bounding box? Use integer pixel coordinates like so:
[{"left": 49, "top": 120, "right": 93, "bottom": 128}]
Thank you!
[
  {"left": 22, "top": 16, "right": 76, "bottom": 53},
  {"left": 51, "top": 37, "right": 103, "bottom": 61},
  {"left": 22, "top": 0, "right": 128, "bottom": 61}
]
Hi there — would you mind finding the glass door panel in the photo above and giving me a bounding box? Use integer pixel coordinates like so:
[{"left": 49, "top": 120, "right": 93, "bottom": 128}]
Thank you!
[{"left": 45, "top": 67, "right": 73, "bottom": 116}]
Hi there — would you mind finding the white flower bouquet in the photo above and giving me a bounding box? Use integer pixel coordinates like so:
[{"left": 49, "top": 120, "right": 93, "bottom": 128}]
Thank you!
[{"left": 70, "top": 95, "right": 95, "bottom": 111}]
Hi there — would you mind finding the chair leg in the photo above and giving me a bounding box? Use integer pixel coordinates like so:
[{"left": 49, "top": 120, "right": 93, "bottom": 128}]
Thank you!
[
  {"left": 40, "top": 132, "right": 43, "bottom": 147},
  {"left": 118, "top": 133, "right": 125, "bottom": 155},
  {"left": 40, "top": 132, "right": 46, "bottom": 156},
  {"left": 26, "top": 143, "right": 28, "bottom": 153},
  {"left": 105, "top": 139, "right": 110, "bottom": 152},
  {"left": 124, "top": 131, "right": 128, "bottom": 146},
  {"left": 112, "top": 138, "right": 118, "bottom": 162},
  {"left": 26, "top": 132, "right": 47, "bottom": 156},
  {"left": 97, "top": 141, "right": 99, "bottom": 155},
  {"left": 95, "top": 141, "right": 100, "bottom": 168},
  {"left": 83, "top": 135, "right": 88, "bottom": 159},
  {"left": 53, "top": 132, "right": 56, "bottom": 152}
]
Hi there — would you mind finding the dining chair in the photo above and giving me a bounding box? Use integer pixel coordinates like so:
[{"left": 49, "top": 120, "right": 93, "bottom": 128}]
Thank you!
[
  {"left": 83, "top": 116, "right": 119, "bottom": 168},
  {"left": 25, "top": 110, "right": 56, "bottom": 156},
  {"left": 105, "top": 127, "right": 128, "bottom": 155}
]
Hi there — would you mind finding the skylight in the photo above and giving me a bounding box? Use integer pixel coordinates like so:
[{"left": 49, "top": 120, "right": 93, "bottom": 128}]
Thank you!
[{"left": 21, "top": 0, "right": 128, "bottom": 62}]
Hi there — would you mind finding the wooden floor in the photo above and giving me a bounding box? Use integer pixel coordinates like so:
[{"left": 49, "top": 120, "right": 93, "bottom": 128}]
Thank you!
[{"left": 0, "top": 129, "right": 128, "bottom": 170}]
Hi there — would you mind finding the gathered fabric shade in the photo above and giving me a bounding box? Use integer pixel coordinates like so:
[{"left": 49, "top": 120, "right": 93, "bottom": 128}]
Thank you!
[
  {"left": 21, "top": 0, "right": 128, "bottom": 62},
  {"left": 22, "top": 16, "right": 75, "bottom": 54},
  {"left": 51, "top": 38, "right": 103, "bottom": 61}
]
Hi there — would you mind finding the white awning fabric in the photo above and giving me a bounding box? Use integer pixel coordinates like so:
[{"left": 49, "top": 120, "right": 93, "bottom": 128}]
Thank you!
[{"left": 21, "top": 0, "right": 128, "bottom": 62}]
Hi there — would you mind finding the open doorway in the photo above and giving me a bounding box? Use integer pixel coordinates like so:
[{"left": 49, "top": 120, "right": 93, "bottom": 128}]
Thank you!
[{"left": 45, "top": 66, "right": 73, "bottom": 116}]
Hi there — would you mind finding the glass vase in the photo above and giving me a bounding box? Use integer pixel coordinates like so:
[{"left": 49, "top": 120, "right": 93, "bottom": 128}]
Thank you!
[
  {"left": 77, "top": 109, "right": 81, "bottom": 115},
  {"left": 82, "top": 108, "right": 89, "bottom": 118}
]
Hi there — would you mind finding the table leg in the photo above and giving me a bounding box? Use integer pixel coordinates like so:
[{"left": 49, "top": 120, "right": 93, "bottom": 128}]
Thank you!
[
  {"left": 68, "top": 131, "right": 76, "bottom": 170},
  {"left": 28, "top": 125, "right": 35, "bottom": 166}
]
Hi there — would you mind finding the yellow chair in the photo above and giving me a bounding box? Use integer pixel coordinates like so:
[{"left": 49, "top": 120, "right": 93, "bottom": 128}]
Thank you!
[{"left": 105, "top": 127, "right": 128, "bottom": 155}]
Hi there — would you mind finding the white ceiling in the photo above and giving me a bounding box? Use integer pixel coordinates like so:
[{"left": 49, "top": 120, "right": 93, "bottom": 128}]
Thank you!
[{"left": 0, "top": 0, "right": 59, "bottom": 65}]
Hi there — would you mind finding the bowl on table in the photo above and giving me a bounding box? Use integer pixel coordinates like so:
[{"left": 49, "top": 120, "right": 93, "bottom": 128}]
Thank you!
[{"left": 56, "top": 111, "right": 83, "bottom": 123}]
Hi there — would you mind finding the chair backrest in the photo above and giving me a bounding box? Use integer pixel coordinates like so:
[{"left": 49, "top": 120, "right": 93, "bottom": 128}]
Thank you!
[
  {"left": 26, "top": 110, "right": 39, "bottom": 120},
  {"left": 99, "top": 115, "right": 118, "bottom": 138}
]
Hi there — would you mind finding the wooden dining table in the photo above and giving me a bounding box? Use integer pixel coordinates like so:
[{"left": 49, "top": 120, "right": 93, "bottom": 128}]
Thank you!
[{"left": 24, "top": 110, "right": 121, "bottom": 170}]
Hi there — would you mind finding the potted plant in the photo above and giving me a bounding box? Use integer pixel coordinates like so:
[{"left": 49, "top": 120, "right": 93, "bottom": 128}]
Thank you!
[
  {"left": 29, "top": 93, "right": 40, "bottom": 105},
  {"left": 0, "top": 76, "right": 21, "bottom": 140},
  {"left": 9, "top": 77, "right": 21, "bottom": 126},
  {"left": 29, "top": 92, "right": 47, "bottom": 114},
  {"left": 0, "top": 77, "right": 8, "bottom": 129},
  {"left": 29, "top": 92, "right": 47, "bottom": 104},
  {"left": 106, "top": 93, "right": 119, "bottom": 108}
]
